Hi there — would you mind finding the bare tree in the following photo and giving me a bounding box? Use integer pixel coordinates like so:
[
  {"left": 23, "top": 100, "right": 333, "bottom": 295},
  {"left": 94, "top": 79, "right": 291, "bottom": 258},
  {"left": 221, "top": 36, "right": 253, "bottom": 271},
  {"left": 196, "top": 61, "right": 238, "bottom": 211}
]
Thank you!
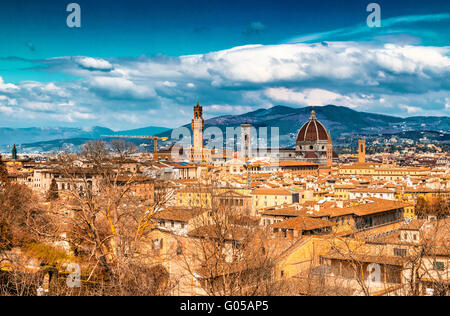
[
  {"left": 110, "top": 139, "right": 138, "bottom": 160},
  {"left": 0, "top": 177, "right": 56, "bottom": 296},
  {"left": 53, "top": 140, "right": 174, "bottom": 295},
  {"left": 176, "top": 182, "right": 292, "bottom": 296},
  {"left": 0, "top": 154, "right": 8, "bottom": 185}
]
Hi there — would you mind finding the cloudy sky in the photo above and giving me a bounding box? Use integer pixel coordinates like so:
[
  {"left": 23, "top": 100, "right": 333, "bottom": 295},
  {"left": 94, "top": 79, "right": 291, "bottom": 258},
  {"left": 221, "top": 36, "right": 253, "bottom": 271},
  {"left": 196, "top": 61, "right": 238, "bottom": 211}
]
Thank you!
[{"left": 0, "top": 0, "right": 449, "bottom": 130}]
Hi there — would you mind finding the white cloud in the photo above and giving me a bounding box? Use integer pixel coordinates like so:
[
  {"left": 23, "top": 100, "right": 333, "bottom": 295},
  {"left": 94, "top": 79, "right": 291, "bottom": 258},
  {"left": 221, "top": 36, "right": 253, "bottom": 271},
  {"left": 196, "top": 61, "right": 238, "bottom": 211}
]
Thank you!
[
  {"left": 264, "top": 87, "right": 374, "bottom": 109},
  {"left": 0, "top": 95, "right": 18, "bottom": 106},
  {"left": 373, "top": 45, "right": 450, "bottom": 75},
  {"left": 42, "top": 83, "right": 70, "bottom": 97},
  {"left": 0, "top": 105, "right": 15, "bottom": 115},
  {"left": 22, "top": 101, "right": 58, "bottom": 111},
  {"left": 71, "top": 111, "right": 96, "bottom": 120},
  {"left": 161, "top": 81, "right": 177, "bottom": 87},
  {"left": 399, "top": 104, "right": 422, "bottom": 114},
  {"left": 77, "top": 57, "right": 113, "bottom": 71},
  {"left": 0, "top": 76, "right": 19, "bottom": 93},
  {"left": 265, "top": 88, "right": 343, "bottom": 106},
  {"left": 205, "top": 104, "right": 255, "bottom": 114},
  {"left": 1, "top": 41, "right": 449, "bottom": 128},
  {"left": 89, "top": 77, "right": 156, "bottom": 99},
  {"left": 102, "top": 42, "right": 449, "bottom": 94}
]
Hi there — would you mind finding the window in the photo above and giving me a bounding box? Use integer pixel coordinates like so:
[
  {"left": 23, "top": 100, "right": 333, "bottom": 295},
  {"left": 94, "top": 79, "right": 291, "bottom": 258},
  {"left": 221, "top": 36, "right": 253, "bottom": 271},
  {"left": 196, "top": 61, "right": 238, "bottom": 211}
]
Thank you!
[
  {"left": 394, "top": 248, "right": 407, "bottom": 257},
  {"left": 434, "top": 261, "right": 445, "bottom": 271}
]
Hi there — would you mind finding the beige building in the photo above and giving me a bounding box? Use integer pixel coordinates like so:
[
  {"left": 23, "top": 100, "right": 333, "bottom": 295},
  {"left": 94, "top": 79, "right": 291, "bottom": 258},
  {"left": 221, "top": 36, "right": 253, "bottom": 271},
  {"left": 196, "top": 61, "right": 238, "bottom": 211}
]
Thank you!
[{"left": 251, "top": 188, "right": 299, "bottom": 215}]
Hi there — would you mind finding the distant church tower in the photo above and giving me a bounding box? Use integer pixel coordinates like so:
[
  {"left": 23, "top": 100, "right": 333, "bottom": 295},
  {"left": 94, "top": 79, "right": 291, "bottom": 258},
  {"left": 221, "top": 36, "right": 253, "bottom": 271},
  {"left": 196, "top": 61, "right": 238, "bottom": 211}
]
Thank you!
[
  {"left": 326, "top": 132, "right": 333, "bottom": 166},
  {"left": 191, "top": 99, "right": 204, "bottom": 162},
  {"left": 358, "top": 139, "right": 366, "bottom": 163},
  {"left": 12, "top": 144, "right": 17, "bottom": 160},
  {"left": 240, "top": 123, "right": 252, "bottom": 160}
]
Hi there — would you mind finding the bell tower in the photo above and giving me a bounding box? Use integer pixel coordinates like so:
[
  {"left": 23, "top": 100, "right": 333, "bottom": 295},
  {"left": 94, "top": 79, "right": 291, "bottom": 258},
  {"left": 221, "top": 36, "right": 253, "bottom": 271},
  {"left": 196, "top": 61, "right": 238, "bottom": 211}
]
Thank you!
[
  {"left": 358, "top": 139, "right": 366, "bottom": 163},
  {"left": 240, "top": 123, "right": 252, "bottom": 160},
  {"left": 191, "top": 99, "right": 204, "bottom": 162},
  {"left": 326, "top": 131, "right": 333, "bottom": 166}
]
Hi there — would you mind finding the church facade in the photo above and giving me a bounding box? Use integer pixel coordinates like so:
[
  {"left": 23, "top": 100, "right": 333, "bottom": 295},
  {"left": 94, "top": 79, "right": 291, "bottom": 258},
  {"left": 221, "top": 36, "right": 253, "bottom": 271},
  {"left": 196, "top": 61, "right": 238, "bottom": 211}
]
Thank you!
[
  {"left": 241, "top": 107, "right": 338, "bottom": 165},
  {"left": 293, "top": 107, "right": 337, "bottom": 165}
]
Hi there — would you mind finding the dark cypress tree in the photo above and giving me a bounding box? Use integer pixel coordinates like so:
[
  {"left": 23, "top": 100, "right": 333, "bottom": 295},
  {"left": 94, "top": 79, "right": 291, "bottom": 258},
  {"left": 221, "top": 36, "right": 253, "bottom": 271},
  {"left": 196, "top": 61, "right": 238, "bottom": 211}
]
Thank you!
[
  {"left": 47, "top": 178, "right": 59, "bottom": 201},
  {"left": 12, "top": 144, "right": 17, "bottom": 160}
]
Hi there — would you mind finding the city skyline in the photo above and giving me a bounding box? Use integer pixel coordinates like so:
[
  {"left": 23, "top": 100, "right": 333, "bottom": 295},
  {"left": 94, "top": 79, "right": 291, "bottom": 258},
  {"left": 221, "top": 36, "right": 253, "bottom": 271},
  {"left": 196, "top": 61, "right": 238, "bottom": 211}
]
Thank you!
[
  {"left": 0, "top": 1, "right": 448, "bottom": 299},
  {"left": 0, "top": 0, "right": 449, "bottom": 130}
]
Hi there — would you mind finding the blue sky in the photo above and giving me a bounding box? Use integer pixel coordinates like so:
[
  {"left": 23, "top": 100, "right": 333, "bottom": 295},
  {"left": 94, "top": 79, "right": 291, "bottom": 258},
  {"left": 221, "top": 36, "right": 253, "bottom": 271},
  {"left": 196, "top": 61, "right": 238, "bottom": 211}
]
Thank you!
[{"left": 0, "top": 0, "right": 449, "bottom": 130}]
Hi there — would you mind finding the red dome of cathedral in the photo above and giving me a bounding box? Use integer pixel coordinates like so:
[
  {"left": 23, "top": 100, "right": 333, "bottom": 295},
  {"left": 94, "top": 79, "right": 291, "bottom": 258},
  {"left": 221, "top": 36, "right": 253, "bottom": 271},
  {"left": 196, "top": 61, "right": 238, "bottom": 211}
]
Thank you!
[{"left": 296, "top": 108, "right": 329, "bottom": 142}]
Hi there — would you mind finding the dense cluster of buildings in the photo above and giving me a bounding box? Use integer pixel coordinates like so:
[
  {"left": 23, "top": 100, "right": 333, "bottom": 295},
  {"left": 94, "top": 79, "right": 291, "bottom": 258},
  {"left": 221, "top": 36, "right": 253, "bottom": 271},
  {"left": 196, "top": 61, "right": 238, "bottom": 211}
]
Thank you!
[{"left": 2, "top": 101, "right": 449, "bottom": 296}]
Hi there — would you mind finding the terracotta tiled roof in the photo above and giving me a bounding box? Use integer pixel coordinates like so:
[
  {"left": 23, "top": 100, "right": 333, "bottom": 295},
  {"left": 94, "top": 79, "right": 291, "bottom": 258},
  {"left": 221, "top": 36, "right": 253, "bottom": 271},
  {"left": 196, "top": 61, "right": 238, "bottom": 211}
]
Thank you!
[
  {"left": 262, "top": 206, "right": 303, "bottom": 217},
  {"left": 271, "top": 216, "right": 335, "bottom": 231},
  {"left": 304, "top": 152, "right": 318, "bottom": 159},
  {"left": 349, "top": 188, "right": 395, "bottom": 193},
  {"left": 278, "top": 160, "right": 319, "bottom": 167},
  {"left": 251, "top": 188, "right": 292, "bottom": 195},
  {"left": 337, "top": 198, "right": 408, "bottom": 217},
  {"left": 296, "top": 109, "right": 329, "bottom": 142}
]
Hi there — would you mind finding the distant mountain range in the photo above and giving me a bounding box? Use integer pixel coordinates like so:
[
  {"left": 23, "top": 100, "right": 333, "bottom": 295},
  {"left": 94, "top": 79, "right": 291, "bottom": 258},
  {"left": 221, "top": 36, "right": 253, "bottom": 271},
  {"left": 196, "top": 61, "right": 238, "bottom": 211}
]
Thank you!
[
  {"left": 0, "top": 126, "right": 169, "bottom": 153},
  {"left": 1, "top": 105, "right": 448, "bottom": 153},
  {"left": 158, "top": 105, "right": 449, "bottom": 147}
]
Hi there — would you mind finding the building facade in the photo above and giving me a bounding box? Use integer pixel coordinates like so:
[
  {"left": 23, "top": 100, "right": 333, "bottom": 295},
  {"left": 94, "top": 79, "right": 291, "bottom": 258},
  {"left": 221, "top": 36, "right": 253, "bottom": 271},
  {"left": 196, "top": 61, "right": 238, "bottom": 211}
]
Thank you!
[{"left": 295, "top": 107, "right": 338, "bottom": 165}]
